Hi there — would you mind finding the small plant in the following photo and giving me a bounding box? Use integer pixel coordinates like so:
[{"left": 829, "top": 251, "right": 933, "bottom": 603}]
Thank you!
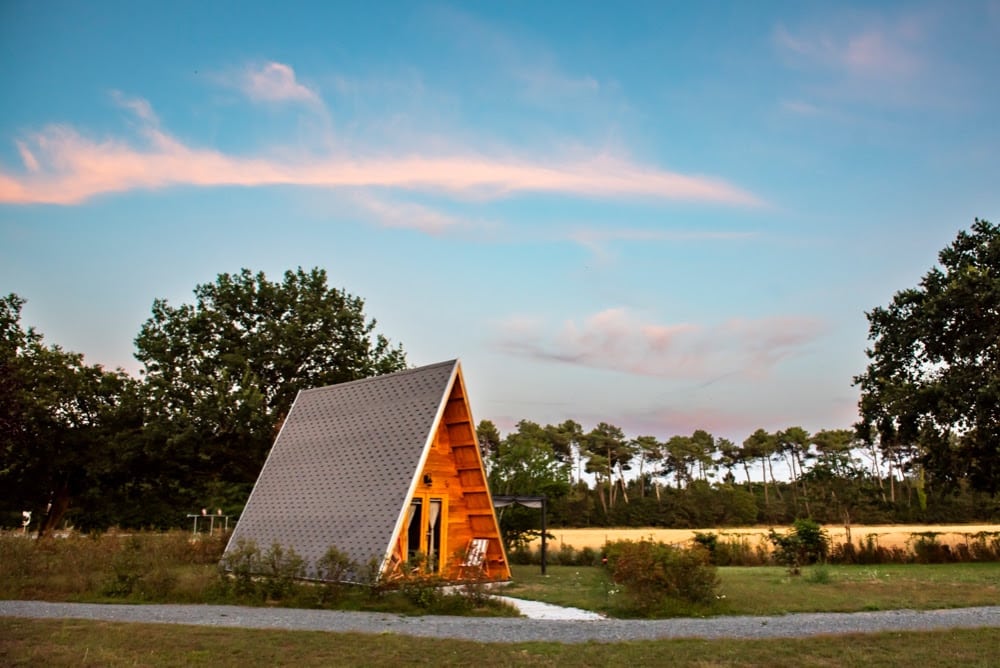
[
  {"left": 314, "top": 545, "right": 358, "bottom": 604},
  {"left": 259, "top": 543, "right": 306, "bottom": 600},
  {"left": 219, "top": 538, "right": 262, "bottom": 597},
  {"left": 101, "top": 536, "right": 144, "bottom": 597},
  {"left": 769, "top": 519, "right": 830, "bottom": 575},
  {"left": 692, "top": 532, "right": 719, "bottom": 563},
  {"left": 806, "top": 563, "right": 833, "bottom": 584}
]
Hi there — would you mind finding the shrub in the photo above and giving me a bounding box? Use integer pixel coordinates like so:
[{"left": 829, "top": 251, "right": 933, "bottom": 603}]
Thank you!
[
  {"left": 692, "top": 532, "right": 718, "bottom": 563},
  {"left": 313, "top": 545, "right": 359, "bottom": 604},
  {"left": 258, "top": 543, "right": 306, "bottom": 599},
  {"left": 218, "top": 538, "right": 262, "bottom": 597},
  {"left": 603, "top": 539, "right": 719, "bottom": 614},
  {"left": 769, "top": 519, "right": 829, "bottom": 575},
  {"left": 911, "top": 533, "right": 952, "bottom": 564},
  {"left": 101, "top": 536, "right": 145, "bottom": 597}
]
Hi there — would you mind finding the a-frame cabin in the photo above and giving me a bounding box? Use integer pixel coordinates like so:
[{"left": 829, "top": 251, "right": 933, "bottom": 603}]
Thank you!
[{"left": 223, "top": 359, "right": 510, "bottom": 583}]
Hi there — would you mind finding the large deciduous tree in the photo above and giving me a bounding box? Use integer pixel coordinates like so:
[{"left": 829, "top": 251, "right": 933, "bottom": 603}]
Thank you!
[
  {"left": 0, "top": 294, "right": 140, "bottom": 534},
  {"left": 855, "top": 219, "right": 1000, "bottom": 493},
  {"left": 134, "top": 267, "right": 407, "bottom": 512}
]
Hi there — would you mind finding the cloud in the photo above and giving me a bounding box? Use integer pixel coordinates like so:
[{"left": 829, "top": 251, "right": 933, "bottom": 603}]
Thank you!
[
  {"left": 110, "top": 90, "right": 160, "bottom": 124},
  {"left": 497, "top": 307, "right": 824, "bottom": 380},
  {"left": 0, "top": 97, "right": 763, "bottom": 206},
  {"left": 774, "top": 22, "right": 921, "bottom": 80},
  {"left": 15, "top": 142, "right": 39, "bottom": 173},
  {"left": 569, "top": 227, "right": 755, "bottom": 264},
  {"left": 240, "top": 62, "right": 323, "bottom": 106},
  {"left": 618, "top": 405, "right": 763, "bottom": 442},
  {"left": 772, "top": 12, "right": 947, "bottom": 110},
  {"left": 348, "top": 192, "right": 467, "bottom": 234}
]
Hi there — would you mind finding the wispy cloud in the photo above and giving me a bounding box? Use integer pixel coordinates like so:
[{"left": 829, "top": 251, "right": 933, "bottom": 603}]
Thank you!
[
  {"left": 569, "top": 227, "right": 755, "bottom": 264},
  {"left": 239, "top": 61, "right": 323, "bottom": 106},
  {"left": 772, "top": 11, "right": 953, "bottom": 110},
  {"left": 348, "top": 192, "right": 467, "bottom": 234},
  {"left": 110, "top": 90, "right": 160, "bottom": 124},
  {"left": 431, "top": 6, "right": 611, "bottom": 111},
  {"left": 0, "top": 95, "right": 762, "bottom": 206},
  {"left": 497, "top": 307, "right": 824, "bottom": 380},
  {"left": 618, "top": 404, "right": 763, "bottom": 442},
  {"left": 774, "top": 22, "right": 921, "bottom": 80}
]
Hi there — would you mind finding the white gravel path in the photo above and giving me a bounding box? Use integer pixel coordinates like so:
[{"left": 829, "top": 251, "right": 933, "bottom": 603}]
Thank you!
[{"left": 3, "top": 600, "right": 999, "bottom": 644}]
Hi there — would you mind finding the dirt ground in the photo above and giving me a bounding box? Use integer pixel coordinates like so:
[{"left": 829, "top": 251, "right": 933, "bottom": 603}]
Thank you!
[{"left": 547, "top": 525, "right": 1000, "bottom": 551}]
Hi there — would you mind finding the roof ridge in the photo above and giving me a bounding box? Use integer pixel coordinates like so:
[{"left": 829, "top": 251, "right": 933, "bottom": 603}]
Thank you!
[{"left": 299, "top": 359, "right": 457, "bottom": 394}]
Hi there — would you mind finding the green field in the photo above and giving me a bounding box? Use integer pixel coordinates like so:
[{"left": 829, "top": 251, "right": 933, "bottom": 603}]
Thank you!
[
  {"left": 504, "top": 562, "right": 1000, "bottom": 617},
  {"left": 2, "top": 618, "right": 998, "bottom": 667}
]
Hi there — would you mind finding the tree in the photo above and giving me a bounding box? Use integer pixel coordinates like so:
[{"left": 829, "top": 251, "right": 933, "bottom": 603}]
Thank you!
[
  {"left": 855, "top": 219, "right": 1000, "bottom": 493},
  {"left": 0, "top": 294, "right": 140, "bottom": 534},
  {"left": 134, "top": 267, "right": 407, "bottom": 514},
  {"left": 581, "top": 422, "right": 633, "bottom": 508},
  {"left": 485, "top": 420, "right": 571, "bottom": 550},
  {"left": 476, "top": 419, "right": 502, "bottom": 460},
  {"left": 631, "top": 435, "right": 662, "bottom": 498},
  {"left": 742, "top": 428, "right": 780, "bottom": 506},
  {"left": 776, "top": 426, "right": 813, "bottom": 516}
]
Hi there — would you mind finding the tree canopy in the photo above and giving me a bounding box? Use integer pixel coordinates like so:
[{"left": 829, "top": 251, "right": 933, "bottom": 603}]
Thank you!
[
  {"left": 134, "top": 267, "right": 408, "bottom": 515},
  {"left": 855, "top": 219, "right": 1000, "bottom": 493},
  {"left": 0, "top": 294, "right": 139, "bottom": 534}
]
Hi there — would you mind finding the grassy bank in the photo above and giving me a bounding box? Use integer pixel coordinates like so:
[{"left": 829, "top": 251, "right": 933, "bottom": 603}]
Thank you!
[
  {"left": 3, "top": 531, "right": 999, "bottom": 618},
  {"left": 2, "top": 618, "right": 998, "bottom": 667},
  {"left": 505, "top": 562, "right": 1000, "bottom": 617}
]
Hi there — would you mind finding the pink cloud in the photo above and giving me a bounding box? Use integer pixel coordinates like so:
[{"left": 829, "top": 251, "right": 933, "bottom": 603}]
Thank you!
[
  {"left": 497, "top": 307, "right": 824, "bottom": 380},
  {"left": 0, "top": 104, "right": 763, "bottom": 206},
  {"left": 349, "top": 192, "right": 466, "bottom": 234},
  {"left": 569, "top": 227, "right": 755, "bottom": 264},
  {"left": 619, "top": 405, "right": 763, "bottom": 442},
  {"left": 241, "top": 62, "right": 322, "bottom": 106},
  {"left": 774, "top": 19, "right": 922, "bottom": 80},
  {"left": 15, "top": 142, "right": 39, "bottom": 173}
]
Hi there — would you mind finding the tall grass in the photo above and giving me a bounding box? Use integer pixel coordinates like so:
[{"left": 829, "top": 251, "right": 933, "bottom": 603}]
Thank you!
[{"left": 0, "top": 530, "right": 517, "bottom": 616}]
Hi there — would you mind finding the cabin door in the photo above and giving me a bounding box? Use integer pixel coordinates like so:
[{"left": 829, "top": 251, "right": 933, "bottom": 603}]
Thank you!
[{"left": 406, "top": 496, "right": 444, "bottom": 572}]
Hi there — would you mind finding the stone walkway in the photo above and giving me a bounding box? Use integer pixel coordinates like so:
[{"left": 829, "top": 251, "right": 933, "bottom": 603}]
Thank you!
[{"left": 494, "top": 596, "right": 605, "bottom": 620}]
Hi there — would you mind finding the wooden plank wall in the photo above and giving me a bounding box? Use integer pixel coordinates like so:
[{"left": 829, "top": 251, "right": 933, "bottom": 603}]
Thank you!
[{"left": 416, "top": 375, "right": 510, "bottom": 580}]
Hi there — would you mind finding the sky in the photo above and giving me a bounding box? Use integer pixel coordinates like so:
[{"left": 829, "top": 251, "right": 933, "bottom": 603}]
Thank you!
[{"left": 2, "top": 1, "right": 999, "bottom": 444}]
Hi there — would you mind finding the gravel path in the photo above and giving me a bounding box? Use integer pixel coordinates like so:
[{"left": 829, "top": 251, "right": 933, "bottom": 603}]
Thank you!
[{"left": 3, "top": 600, "right": 999, "bottom": 643}]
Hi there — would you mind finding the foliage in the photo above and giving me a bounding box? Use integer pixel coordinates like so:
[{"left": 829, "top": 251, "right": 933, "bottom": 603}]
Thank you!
[
  {"left": 132, "top": 267, "right": 407, "bottom": 522},
  {"left": 0, "top": 294, "right": 142, "bottom": 534},
  {"left": 768, "top": 519, "right": 830, "bottom": 575},
  {"left": 485, "top": 419, "right": 571, "bottom": 551},
  {"left": 855, "top": 219, "right": 1000, "bottom": 494},
  {"left": 218, "top": 539, "right": 307, "bottom": 601},
  {"left": 314, "top": 545, "right": 359, "bottom": 602},
  {"left": 603, "top": 539, "right": 720, "bottom": 613}
]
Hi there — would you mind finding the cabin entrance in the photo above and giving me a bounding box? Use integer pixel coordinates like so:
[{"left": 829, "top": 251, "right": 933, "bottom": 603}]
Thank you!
[{"left": 406, "top": 497, "right": 444, "bottom": 572}]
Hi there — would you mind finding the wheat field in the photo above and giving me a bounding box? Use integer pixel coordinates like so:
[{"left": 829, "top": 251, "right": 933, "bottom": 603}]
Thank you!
[{"left": 546, "top": 524, "right": 1000, "bottom": 551}]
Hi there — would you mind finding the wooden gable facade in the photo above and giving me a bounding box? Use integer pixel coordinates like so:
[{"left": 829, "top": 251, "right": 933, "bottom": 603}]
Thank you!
[{"left": 388, "top": 366, "right": 509, "bottom": 580}]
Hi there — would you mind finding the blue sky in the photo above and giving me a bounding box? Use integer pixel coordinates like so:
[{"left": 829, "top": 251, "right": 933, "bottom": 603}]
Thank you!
[{"left": 2, "top": 1, "right": 998, "bottom": 442}]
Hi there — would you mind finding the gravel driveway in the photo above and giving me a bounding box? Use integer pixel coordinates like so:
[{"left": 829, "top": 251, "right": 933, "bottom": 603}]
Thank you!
[{"left": 3, "top": 600, "right": 999, "bottom": 644}]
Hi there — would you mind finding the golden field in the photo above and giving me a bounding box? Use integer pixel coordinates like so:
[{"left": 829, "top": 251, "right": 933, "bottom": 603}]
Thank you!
[{"left": 547, "top": 525, "right": 1000, "bottom": 551}]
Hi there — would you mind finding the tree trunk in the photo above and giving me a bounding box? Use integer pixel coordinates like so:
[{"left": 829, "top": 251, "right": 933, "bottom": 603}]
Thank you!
[{"left": 38, "top": 482, "right": 71, "bottom": 538}]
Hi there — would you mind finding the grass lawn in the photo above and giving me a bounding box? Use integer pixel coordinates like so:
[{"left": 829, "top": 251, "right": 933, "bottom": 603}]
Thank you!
[
  {"left": 2, "top": 618, "right": 998, "bottom": 667},
  {"left": 503, "top": 562, "right": 1000, "bottom": 617}
]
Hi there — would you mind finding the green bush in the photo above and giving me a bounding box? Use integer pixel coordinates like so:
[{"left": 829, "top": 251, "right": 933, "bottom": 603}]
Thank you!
[
  {"left": 259, "top": 543, "right": 306, "bottom": 599},
  {"left": 603, "top": 539, "right": 719, "bottom": 614},
  {"left": 769, "top": 519, "right": 830, "bottom": 575}
]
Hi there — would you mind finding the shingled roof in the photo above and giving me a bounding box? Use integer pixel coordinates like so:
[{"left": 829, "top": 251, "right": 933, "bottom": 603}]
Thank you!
[{"left": 223, "top": 359, "right": 508, "bottom": 583}]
